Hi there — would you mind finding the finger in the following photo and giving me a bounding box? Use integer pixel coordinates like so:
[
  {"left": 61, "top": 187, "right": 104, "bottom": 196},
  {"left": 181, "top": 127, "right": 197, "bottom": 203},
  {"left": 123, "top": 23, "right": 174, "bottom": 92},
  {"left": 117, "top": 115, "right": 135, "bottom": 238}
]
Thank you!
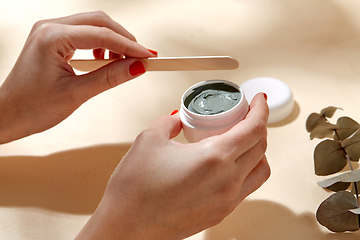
[
  {"left": 148, "top": 113, "right": 183, "bottom": 141},
  {"left": 210, "top": 93, "right": 269, "bottom": 159},
  {"left": 31, "top": 11, "right": 136, "bottom": 41},
  {"left": 235, "top": 137, "right": 267, "bottom": 177},
  {"left": 109, "top": 51, "right": 122, "bottom": 59},
  {"left": 93, "top": 49, "right": 123, "bottom": 60},
  {"left": 236, "top": 156, "right": 271, "bottom": 202},
  {"left": 71, "top": 58, "right": 146, "bottom": 101},
  {"left": 61, "top": 24, "right": 153, "bottom": 58},
  {"left": 93, "top": 48, "right": 105, "bottom": 59},
  {"left": 244, "top": 93, "right": 269, "bottom": 122},
  {"left": 64, "top": 52, "right": 75, "bottom": 62}
]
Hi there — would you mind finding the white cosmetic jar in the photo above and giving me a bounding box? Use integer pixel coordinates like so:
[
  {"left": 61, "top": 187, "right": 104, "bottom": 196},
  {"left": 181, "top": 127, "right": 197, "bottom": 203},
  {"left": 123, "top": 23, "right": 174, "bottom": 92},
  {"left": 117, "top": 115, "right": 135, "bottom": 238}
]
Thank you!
[{"left": 180, "top": 80, "right": 249, "bottom": 143}]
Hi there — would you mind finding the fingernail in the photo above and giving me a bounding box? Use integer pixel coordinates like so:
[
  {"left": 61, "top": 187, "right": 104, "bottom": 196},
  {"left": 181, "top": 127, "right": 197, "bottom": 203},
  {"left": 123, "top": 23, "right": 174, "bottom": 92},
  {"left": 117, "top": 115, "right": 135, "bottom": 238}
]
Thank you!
[
  {"left": 263, "top": 93, "right": 268, "bottom": 101},
  {"left": 129, "top": 61, "right": 146, "bottom": 76},
  {"left": 147, "top": 49, "right": 158, "bottom": 56},
  {"left": 170, "top": 110, "right": 179, "bottom": 116}
]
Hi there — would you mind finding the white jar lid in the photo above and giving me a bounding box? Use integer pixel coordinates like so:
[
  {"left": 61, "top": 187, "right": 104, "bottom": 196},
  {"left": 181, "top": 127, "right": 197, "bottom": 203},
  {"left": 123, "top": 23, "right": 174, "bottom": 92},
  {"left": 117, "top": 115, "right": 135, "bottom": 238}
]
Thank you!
[{"left": 240, "top": 77, "right": 294, "bottom": 124}]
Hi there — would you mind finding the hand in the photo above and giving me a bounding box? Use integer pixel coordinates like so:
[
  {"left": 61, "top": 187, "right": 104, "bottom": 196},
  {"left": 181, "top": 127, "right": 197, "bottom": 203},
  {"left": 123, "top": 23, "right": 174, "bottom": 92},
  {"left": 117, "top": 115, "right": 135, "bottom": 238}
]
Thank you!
[
  {"left": 75, "top": 93, "right": 270, "bottom": 240},
  {"left": 0, "top": 11, "right": 156, "bottom": 143}
]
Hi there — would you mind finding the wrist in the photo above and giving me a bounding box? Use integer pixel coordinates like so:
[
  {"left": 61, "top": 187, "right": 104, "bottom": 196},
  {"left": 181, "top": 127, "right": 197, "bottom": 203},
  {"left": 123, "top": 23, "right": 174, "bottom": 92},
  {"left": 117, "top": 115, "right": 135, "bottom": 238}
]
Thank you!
[
  {"left": 74, "top": 197, "right": 140, "bottom": 240},
  {"left": 74, "top": 191, "right": 174, "bottom": 240}
]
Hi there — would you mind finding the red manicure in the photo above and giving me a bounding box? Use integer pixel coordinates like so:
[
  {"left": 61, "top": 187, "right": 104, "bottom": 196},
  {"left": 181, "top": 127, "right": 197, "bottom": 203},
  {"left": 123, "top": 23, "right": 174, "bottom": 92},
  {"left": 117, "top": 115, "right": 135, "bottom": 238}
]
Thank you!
[
  {"left": 147, "top": 49, "right": 158, "bottom": 56},
  {"left": 129, "top": 61, "right": 146, "bottom": 76},
  {"left": 263, "top": 93, "right": 268, "bottom": 101},
  {"left": 170, "top": 110, "right": 179, "bottom": 116}
]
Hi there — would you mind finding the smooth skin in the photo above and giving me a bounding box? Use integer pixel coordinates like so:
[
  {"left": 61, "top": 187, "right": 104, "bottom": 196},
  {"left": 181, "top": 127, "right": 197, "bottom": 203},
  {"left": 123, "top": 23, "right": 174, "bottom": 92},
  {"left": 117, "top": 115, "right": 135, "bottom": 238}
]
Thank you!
[
  {"left": 0, "top": 11, "right": 270, "bottom": 240},
  {"left": 75, "top": 93, "right": 270, "bottom": 240},
  {"left": 0, "top": 11, "right": 155, "bottom": 143}
]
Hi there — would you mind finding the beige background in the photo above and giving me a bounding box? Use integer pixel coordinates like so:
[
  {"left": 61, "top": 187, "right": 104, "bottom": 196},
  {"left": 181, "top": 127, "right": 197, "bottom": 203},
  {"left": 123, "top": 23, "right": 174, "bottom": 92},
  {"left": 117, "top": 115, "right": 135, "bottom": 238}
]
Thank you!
[{"left": 1, "top": 0, "right": 360, "bottom": 239}]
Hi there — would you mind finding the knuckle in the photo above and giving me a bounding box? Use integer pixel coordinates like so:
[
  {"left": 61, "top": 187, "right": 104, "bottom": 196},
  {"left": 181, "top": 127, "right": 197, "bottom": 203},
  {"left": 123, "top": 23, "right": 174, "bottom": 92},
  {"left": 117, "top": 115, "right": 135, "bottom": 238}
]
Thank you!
[
  {"left": 31, "top": 20, "right": 47, "bottom": 32},
  {"left": 91, "top": 11, "right": 111, "bottom": 24},
  {"left": 200, "top": 144, "right": 226, "bottom": 167},
  {"left": 135, "top": 128, "right": 158, "bottom": 144},
  {"left": 261, "top": 159, "right": 271, "bottom": 181},
  {"left": 252, "top": 118, "right": 267, "bottom": 138},
  {"left": 96, "top": 27, "right": 122, "bottom": 48},
  {"left": 218, "top": 181, "right": 239, "bottom": 201},
  {"left": 91, "top": 11, "right": 137, "bottom": 42},
  {"left": 96, "top": 26, "right": 112, "bottom": 39},
  {"left": 259, "top": 137, "right": 268, "bottom": 154},
  {"left": 31, "top": 22, "right": 59, "bottom": 47},
  {"left": 204, "top": 155, "right": 223, "bottom": 167},
  {"left": 256, "top": 156, "right": 271, "bottom": 184},
  {"left": 30, "top": 23, "right": 75, "bottom": 58}
]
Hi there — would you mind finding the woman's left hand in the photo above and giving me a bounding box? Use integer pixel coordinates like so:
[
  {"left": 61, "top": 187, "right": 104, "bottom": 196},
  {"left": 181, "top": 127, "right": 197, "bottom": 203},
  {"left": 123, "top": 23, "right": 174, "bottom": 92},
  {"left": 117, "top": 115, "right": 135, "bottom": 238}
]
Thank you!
[{"left": 0, "top": 12, "right": 156, "bottom": 144}]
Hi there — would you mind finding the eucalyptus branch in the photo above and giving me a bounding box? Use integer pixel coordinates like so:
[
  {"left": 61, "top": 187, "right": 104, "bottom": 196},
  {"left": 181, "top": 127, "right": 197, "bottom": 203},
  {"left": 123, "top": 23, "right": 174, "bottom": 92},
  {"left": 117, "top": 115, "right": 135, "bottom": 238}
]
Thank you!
[
  {"left": 306, "top": 106, "right": 360, "bottom": 232},
  {"left": 336, "top": 129, "right": 360, "bottom": 230}
]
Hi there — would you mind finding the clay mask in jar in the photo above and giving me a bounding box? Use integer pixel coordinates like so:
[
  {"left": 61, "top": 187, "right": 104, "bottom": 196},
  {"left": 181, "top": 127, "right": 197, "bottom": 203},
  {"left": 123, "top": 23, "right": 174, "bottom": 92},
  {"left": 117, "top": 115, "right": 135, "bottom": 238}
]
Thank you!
[{"left": 180, "top": 80, "right": 249, "bottom": 143}]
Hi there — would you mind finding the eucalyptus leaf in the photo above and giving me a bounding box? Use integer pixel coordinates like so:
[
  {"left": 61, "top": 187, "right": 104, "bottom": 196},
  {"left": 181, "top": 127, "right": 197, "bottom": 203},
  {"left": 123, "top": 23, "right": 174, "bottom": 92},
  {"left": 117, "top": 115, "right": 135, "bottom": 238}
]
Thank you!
[
  {"left": 326, "top": 182, "right": 351, "bottom": 192},
  {"left": 320, "top": 106, "right": 342, "bottom": 118},
  {"left": 310, "top": 122, "right": 338, "bottom": 140},
  {"left": 316, "top": 191, "right": 359, "bottom": 232},
  {"left": 306, "top": 113, "right": 326, "bottom": 132},
  {"left": 334, "top": 117, "right": 360, "bottom": 141},
  {"left": 342, "top": 130, "right": 360, "bottom": 162},
  {"left": 314, "top": 140, "right": 347, "bottom": 176},
  {"left": 318, "top": 169, "right": 360, "bottom": 188}
]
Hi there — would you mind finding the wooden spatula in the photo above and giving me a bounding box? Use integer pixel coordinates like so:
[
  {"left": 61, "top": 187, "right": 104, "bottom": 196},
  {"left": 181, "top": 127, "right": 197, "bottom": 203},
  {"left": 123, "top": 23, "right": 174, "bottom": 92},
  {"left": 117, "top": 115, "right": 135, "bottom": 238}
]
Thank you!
[{"left": 69, "top": 56, "right": 239, "bottom": 72}]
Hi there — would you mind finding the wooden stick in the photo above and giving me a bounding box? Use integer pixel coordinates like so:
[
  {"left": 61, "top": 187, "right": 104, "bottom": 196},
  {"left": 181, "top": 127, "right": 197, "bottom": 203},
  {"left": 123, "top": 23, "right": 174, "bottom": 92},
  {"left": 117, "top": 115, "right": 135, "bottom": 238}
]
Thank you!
[{"left": 69, "top": 56, "right": 239, "bottom": 72}]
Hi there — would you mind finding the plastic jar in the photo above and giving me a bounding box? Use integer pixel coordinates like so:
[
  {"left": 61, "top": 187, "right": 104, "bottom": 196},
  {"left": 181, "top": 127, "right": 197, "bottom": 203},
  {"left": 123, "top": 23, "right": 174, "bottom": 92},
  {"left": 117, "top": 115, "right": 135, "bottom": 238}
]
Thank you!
[{"left": 180, "top": 80, "right": 249, "bottom": 143}]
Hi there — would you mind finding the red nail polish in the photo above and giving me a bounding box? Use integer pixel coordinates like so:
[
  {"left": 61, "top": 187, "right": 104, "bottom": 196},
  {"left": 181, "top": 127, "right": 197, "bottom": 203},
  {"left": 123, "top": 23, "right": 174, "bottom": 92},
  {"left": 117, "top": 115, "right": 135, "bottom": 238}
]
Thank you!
[
  {"left": 147, "top": 49, "right": 158, "bottom": 56},
  {"left": 170, "top": 110, "right": 179, "bottom": 116},
  {"left": 129, "top": 61, "right": 146, "bottom": 76},
  {"left": 263, "top": 93, "right": 268, "bottom": 101}
]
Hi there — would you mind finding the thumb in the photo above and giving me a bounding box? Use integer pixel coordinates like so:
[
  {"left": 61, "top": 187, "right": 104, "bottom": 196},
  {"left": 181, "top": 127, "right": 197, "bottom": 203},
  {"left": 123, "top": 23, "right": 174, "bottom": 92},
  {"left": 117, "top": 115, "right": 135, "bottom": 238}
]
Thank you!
[
  {"left": 149, "top": 112, "right": 183, "bottom": 140},
  {"left": 73, "top": 58, "right": 146, "bottom": 101}
]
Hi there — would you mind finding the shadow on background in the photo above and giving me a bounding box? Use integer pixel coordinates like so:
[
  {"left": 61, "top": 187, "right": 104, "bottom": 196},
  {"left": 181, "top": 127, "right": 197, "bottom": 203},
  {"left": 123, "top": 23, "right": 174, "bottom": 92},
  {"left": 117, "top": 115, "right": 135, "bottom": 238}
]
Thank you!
[
  {"left": 205, "top": 200, "right": 359, "bottom": 240},
  {"left": 145, "top": 0, "right": 360, "bottom": 106},
  {"left": 267, "top": 101, "right": 301, "bottom": 127},
  {"left": 0, "top": 144, "right": 132, "bottom": 214}
]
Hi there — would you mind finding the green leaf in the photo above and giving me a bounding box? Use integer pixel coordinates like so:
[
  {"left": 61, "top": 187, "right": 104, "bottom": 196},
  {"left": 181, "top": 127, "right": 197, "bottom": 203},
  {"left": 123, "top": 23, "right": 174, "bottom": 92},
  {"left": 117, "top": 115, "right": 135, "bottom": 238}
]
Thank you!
[
  {"left": 306, "top": 113, "right": 326, "bottom": 132},
  {"left": 320, "top": 106, "right": 342, "bottom": 118},
  {"left": 314, "top": 140, "right": 347, "bottom": 176},
  {"left": 316, "top": 191, "right": 359, "bottom": 232},
  {"left": 310, "top": 122, "right": 338, "bottom": 140},
  {"left": 342, "top": 130, "right": 360, "bottom": 162},
  {"left": 334, "top": 117, "right": 360, "bottom": 141}
]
